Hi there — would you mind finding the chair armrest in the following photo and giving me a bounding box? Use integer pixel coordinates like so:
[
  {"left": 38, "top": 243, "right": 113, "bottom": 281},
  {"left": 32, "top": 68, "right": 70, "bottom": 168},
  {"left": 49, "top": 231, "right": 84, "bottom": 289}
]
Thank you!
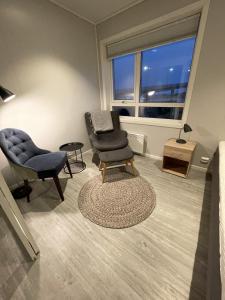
[{"left": 89, "top": 133, "right": 97, "bottom": 141}]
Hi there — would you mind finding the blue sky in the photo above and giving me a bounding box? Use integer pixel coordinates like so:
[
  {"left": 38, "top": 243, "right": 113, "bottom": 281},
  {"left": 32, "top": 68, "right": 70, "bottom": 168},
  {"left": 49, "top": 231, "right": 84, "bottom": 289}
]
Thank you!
[{"left": 113, "top": 36, "right": 196, "bottom": 93}]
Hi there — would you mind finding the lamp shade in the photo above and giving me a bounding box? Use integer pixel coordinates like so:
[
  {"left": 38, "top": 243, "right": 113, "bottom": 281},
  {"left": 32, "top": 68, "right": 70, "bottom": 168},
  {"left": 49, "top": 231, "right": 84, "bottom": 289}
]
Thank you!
[
  {"left": 183, "top": 123, "right": 192, "bottom": 133},
  {"left": 176, "top": 123, "right": 192, "bottom": 144},
  {"left": 0, "top": 86, "right": 15, "bottom": 102}
]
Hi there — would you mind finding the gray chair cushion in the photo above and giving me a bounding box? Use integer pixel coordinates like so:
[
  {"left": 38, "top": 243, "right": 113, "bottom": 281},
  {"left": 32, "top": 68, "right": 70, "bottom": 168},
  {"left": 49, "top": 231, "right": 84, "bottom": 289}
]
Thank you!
[
  {"left": 24, "top": 151, "right": 67, "bottom": 179},
  {"left": 91, "top": 111, "right": 113, "bottom": 133},
  {"left": 99, "top": 146, "right": 133, "bottom": 163},
  {"left": 90, "top": 130, "right": 128, "bottom": 151},
  {"left": 85, "top": 111, "right": 121, "bottom": 136}
]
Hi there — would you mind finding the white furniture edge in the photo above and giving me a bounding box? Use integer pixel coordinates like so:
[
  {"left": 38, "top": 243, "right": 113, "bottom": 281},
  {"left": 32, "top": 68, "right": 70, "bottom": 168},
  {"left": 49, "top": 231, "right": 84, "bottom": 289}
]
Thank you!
[
  {"left": 219, "top": 141, "right": 225, "bottom": 299},
  {"left": 0, "top": 172, "right": 39, "bottom": 260}
]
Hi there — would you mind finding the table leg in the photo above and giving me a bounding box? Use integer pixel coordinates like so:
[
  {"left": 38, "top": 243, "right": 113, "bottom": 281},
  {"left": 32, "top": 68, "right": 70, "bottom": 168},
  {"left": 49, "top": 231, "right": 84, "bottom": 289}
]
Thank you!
[
  {"left": 74, "top": 149, "right": 77, "bottom": 162},
  {"left": 80, "top": 149, "right": 84, "bottom": 165},
  {"left": 65, "top": 159, "right": 73, "bottom": 178}
]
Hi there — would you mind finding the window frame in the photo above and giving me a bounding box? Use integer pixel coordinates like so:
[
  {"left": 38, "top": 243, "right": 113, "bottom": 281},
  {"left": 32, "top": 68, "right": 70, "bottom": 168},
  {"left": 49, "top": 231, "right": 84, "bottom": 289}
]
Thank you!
[{"left": 99, "top": 0, "right": 210, "bottom": 128}]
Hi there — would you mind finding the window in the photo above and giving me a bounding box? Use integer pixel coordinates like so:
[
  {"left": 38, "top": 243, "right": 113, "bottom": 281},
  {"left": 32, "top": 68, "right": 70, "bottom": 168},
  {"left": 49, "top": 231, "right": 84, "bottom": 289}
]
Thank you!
[
  {"left": 112, "top": 54, "right": 135, "bottom": 100},
  {"left": 112, "top": 106, "right": 135, "bottom": 116},
  {"left": 111, "top": 36, "right": 196, "bottom": 122}
]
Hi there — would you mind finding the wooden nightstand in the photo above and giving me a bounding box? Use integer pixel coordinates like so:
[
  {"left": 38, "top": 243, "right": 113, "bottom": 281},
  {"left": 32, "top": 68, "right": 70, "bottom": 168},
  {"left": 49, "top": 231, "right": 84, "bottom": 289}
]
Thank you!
[{"left": 162, "top": 138, "right": 197, "bottom": 178}]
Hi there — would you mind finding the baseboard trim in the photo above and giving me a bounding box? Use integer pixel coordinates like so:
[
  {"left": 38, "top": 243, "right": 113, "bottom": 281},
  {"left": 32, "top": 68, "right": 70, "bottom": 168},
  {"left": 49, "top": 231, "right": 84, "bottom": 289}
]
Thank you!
[
  {"left": 190, "top": 164, "right": 207, "bottom": 172},
  {"left": 143, "top": 152, "right": 207, "bottom": 172},
  {"left": 82, "top": 149, "right": 92, "bottom": 155},
  {"left": 144, "top": 153, "right": 162, "bottom": 161}
]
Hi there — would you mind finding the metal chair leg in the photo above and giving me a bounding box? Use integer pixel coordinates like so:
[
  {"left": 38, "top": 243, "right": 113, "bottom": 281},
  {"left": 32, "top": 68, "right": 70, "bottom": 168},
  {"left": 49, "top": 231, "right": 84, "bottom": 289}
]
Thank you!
[{"left": 65, "top": 160, "right": 73, "bottom": 178}]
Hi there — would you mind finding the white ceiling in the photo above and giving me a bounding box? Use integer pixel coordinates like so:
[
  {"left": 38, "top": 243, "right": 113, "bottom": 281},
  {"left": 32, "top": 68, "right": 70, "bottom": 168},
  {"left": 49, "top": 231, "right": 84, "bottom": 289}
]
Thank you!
[{"left": 49, "top": 0, "right": 144, "bottom": 24}]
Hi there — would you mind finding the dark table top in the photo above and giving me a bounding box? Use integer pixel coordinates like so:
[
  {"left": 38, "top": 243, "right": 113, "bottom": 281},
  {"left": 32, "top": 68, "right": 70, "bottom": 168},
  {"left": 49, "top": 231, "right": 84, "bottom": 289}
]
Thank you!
[{"left": 59, "top": 142, "right": 84, "bottom": 152}]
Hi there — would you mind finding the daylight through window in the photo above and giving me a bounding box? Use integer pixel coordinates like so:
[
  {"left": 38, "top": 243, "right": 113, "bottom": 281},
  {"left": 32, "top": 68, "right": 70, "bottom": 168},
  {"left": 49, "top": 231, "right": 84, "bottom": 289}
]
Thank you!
[{"left": 112, "top": 36, "right": 196, "bottom": 121}]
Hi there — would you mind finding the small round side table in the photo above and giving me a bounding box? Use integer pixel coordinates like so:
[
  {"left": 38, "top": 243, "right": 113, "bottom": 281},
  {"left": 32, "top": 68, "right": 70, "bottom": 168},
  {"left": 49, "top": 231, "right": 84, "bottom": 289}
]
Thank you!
[{"left": 59, "top": 142, "right": 86, "bottom": 174}]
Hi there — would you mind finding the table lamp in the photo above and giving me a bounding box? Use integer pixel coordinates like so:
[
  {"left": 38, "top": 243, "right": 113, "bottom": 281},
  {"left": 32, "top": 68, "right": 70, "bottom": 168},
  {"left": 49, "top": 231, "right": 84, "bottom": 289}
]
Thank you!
[
  {"left": 176, "top": 123, "right": 192, "bottom": 144},
  {"left": 0, "top": 86, "right": 15, "bottom": 102}
]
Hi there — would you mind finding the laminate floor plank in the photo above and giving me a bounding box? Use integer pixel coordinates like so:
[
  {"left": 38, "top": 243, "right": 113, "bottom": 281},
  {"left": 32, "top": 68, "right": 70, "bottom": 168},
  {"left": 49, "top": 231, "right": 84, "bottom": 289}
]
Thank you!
[{"left": 0, "top": 152, "right": 210, "bottom": 300}]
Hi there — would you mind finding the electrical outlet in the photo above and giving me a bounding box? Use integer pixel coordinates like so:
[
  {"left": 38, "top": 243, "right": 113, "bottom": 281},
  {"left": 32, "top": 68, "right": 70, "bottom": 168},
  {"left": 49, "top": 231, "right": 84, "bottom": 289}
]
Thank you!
[{"left": 200, "top": 156, "right": 210, "bottom": 164}]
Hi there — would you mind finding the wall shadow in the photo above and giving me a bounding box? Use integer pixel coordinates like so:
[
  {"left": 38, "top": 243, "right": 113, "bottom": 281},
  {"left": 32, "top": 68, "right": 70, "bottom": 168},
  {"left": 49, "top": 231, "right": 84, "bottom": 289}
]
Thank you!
[{"left": 189, "top": 151, "right": 221, "bottom": 299}]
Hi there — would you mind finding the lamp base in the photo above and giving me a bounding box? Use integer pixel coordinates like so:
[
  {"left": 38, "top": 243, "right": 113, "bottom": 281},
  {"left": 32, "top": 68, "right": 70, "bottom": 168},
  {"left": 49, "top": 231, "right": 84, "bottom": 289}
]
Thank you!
[
  {"left": 11, "top": 185, "right": 32, "bottom": 199},
  {"left": 176, "top": 138, "right": 187, "bottom": 144}
]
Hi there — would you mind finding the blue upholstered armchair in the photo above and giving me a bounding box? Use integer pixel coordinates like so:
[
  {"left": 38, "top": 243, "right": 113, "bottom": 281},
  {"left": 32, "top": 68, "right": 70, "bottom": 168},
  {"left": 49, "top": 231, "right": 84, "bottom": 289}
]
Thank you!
[{"left": 0, "top": 128, "right": 72, "bottom": 202}]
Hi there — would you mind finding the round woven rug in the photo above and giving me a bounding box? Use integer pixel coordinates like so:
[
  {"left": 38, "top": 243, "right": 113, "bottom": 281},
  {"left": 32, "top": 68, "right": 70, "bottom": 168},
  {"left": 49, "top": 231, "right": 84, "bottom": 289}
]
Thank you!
[{"left": 78, "top": 172, "right": 156, "bottom": 228}]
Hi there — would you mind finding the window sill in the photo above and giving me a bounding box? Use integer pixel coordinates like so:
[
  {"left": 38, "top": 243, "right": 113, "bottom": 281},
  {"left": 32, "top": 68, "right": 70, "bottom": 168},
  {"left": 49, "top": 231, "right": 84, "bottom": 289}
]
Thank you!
[{"left": 119, "top": 116, "right": 183, "bottom": 128}]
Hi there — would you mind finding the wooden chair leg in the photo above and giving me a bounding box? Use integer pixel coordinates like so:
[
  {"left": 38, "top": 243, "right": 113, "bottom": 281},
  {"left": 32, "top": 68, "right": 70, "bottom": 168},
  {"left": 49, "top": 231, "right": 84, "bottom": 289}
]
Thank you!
[
  {"left": 130, "top": 159, "right": 135, "bottom": 176},
  {"left": 99, "top": 161, "right": 103, "bottom": 171},
  {"left": 65, "top": 160, "right": 73, "bottom": 178},
  {"left": 53, "top": 176, "right": 64, "bottom": 201},
  {"left": 24, "top": 179, "right": 30, "bottom": 203},
  {"left": 102, "top": 163, "right": 107, "bottom": 183}
]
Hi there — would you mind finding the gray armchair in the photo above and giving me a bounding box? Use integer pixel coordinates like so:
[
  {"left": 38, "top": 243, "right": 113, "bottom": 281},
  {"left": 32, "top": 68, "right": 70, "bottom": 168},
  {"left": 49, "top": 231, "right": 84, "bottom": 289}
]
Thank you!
[
  {"left": 0, "top": 128, "right": 72, "bottom": 202},
  {"left": 85, "top": 111, "right": 128, "bottom": 165}
]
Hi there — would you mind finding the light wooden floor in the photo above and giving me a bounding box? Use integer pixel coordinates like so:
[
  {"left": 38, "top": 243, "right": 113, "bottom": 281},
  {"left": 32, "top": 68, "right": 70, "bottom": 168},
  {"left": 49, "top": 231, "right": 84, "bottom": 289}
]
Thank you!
[{"left": 0, "top": 152, "right": 211, "bottom": 300}]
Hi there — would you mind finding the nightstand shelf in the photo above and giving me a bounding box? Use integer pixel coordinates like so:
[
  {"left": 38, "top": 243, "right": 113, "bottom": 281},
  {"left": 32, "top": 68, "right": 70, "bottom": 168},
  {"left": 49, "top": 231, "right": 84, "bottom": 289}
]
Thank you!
[{"left": 162, "top": 139, "right": 197, "bottom": 178}]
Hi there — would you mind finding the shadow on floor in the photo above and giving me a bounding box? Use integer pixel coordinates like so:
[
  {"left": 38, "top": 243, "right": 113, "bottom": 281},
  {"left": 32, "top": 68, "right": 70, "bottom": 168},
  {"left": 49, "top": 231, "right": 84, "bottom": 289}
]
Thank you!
[
  {"left": 189, "top": 160, "right": 221, "bottom": 299},
  {"left": 0, "top": 176, "right": 74, "bottom": 298},
  {"left": 103, "top": 166, "right": 140, "bottom": 183},
  {"left": 0, "top": 208, "right": 36, "bottom": 299},
  {"left": 17, "top": 177, "right": 70, "bottom": 213},
  {"left": 0, "top": 261, "right": 36, "bottom": 300}
]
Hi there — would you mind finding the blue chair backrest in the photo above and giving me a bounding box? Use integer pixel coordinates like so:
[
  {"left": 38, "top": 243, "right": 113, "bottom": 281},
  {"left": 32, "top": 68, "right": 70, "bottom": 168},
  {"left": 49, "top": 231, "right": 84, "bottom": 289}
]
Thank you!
[{"left": 0, "top": 128, "right": 42, "bottom": 166}]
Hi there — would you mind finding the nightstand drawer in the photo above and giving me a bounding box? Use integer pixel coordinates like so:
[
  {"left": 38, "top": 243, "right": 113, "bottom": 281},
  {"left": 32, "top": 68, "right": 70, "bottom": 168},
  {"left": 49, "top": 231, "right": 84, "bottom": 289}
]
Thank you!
[{"left": 164, "top": 146, "right": 192, "bottom": 161}]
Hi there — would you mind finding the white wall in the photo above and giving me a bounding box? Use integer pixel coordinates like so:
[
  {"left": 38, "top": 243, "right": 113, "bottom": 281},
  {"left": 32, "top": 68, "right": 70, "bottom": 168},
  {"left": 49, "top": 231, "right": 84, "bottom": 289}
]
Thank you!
[
  {"left": 0, "top": 0, "right": 100, "bottom": 184},
  {"left": 97, "top": 0, "right": 225, "bottom": 167},
  {"left": 187, "top": 0, "right": 225, "bottom": 165},
  {"left": 97, "top": 0, "right": 198, "bottom": 40}
]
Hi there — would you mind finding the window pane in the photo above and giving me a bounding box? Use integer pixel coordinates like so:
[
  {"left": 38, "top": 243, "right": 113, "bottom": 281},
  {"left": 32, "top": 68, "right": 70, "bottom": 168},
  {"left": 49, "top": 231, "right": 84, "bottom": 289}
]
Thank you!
[
  {"left": 112, "top": 54, "right": 135, "bottom": 100},
  {"left": 139, "top": 107, "right": 183, "bottom": 120},
  {"left": 140, "top": 37, "right": 196, "bottom": 103},
  {"left": 112, "top": 106, "right": 135, "bottom": 116}
]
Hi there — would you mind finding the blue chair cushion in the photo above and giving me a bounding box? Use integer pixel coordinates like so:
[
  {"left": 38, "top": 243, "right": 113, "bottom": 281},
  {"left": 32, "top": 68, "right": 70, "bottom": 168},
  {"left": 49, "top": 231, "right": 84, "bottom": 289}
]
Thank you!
[{"left": 24, "top": 151, "right": 67, "bottom": 178}]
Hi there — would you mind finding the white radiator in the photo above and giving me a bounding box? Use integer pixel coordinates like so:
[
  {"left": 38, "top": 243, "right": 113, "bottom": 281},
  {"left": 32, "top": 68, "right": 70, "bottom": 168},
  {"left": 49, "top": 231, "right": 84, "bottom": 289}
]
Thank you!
[{"left": 127, "top": 132, "right": 145, "bottom": 154}]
